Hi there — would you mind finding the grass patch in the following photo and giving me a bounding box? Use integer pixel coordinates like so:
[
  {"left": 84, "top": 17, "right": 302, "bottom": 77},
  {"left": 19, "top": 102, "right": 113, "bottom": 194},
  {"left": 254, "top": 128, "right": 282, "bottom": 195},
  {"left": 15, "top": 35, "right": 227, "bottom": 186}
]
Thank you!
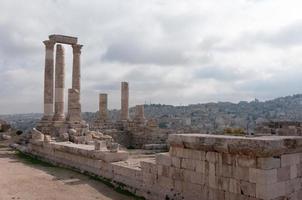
[{"left": 16, "top": 151, "right": 55, "bottom": 168}]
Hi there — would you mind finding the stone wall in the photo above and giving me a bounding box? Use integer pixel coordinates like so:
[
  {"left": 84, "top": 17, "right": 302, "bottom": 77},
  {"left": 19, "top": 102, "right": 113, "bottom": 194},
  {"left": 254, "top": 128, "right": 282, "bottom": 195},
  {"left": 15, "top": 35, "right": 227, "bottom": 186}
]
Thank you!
[{"left": 23, "top": 134, "right": 302, "bottom": 200}]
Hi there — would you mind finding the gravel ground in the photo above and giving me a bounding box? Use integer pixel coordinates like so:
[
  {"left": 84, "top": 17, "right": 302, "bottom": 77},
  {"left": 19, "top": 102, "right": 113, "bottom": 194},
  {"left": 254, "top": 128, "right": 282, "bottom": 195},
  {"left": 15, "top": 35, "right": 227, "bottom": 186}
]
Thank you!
[{"left": 0, "top": 142, "right": 136, "bottom": 200}]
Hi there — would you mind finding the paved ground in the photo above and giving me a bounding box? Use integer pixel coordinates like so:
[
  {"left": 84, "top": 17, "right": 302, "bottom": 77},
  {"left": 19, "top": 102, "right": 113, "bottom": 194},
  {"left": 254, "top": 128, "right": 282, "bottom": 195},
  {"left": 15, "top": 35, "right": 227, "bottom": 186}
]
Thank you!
[{"left": 0, "top": 143, "right": 135, "bottom": 200}]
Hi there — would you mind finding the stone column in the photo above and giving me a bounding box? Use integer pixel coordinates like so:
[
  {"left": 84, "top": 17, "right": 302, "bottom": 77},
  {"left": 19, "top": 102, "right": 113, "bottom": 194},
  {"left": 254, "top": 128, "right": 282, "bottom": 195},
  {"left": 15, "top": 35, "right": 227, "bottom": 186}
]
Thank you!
[
  {"left": 121, "top": 82, "right": 129, "bottom": 120},
  {"left": 42, "top": 40, "right": 55, "bottom": 121},
  {"left": 135, "top": 105, "right": 145, "bottom": 121},
  {"left": 53, "top": 44, "right": 65, "bottom": 121},
  {"left": 72, "top": 44, "right": 83, "bottom": 92},
  {"left": 99, "top": 93, "right": 108, "bottom": 122},
  {"left": 67, "top": 88, "right": 81, "bottom": 122}
]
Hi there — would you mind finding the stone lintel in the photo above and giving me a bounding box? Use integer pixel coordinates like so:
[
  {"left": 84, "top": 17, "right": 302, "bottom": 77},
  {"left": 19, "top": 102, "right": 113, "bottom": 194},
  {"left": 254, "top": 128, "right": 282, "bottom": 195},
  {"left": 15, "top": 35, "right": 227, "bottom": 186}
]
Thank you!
[
  {"left": 168, "top": 134, "right": 302, "bottom": 157},
  {"left": 49, "top": 34, "right": 78, "bottom": 45}
]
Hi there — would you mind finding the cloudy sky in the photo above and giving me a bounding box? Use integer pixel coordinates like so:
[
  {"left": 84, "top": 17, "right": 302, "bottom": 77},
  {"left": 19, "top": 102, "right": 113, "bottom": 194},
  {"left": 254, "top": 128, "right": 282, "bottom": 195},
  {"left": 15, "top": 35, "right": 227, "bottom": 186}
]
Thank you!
[{"left": 1, "top": 0, "right": 302, "bottom": 114}]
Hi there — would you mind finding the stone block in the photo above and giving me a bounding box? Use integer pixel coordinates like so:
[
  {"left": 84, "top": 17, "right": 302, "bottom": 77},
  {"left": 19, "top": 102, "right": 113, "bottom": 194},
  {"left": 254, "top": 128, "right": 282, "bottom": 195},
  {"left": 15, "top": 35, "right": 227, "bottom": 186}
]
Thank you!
[
  {"left": 291, "top": 165, "right": 298, "bottom": 179},
  {"left": 206, "top": 151, "right": 222, "bottom": 163},
  {"left": 237, "top": 156, "right": 256, "bottom": 168},
  {"left": 156, "top": 153, "right": 171, "bottom": 166},
  {"left": 196, "top": 160, "right": 206, "bottom": 174},
  {"left": 209, "top": 163, "right": 216, "bottom": 188},
  {"left": 233, "top": 166, "right": 249, "bottom": 181},
  {"left": 257, "top": 157, "right": 281, "bottom": 169},
  {"left": 102, "top": 151, "right": 128, "bottom": 162},
  {"left": 239, "top": 180, "right": 256, "bottom": 197},
  {"left": 229, "top": 178, "right": 240, "bottom": 194},
  {"left": 183, "top": 170, "right": 205, "bottom": 185},
  {"left": 277, "top": 166, "right": 290, "bottom": 182},
  {"left": 171, "top": 157, "right": 181, "bottom": 168},
  {"left": 158, "top": 176, "right": 173, "bottom": 189},
  {"left": 170, "top": 147, "right": 205, "bottom": 160},
  {"left": 281, "top": 153, "right": 301, "bottom": 167},
  {"left": 249, "top": 168, "right": 277, "bottom": 184},
  {"left": 256, "top": 181, "right": 285, "bottom": 199},
  {"left": 181, "top": 158, "right": 197, "bottom": 170}
]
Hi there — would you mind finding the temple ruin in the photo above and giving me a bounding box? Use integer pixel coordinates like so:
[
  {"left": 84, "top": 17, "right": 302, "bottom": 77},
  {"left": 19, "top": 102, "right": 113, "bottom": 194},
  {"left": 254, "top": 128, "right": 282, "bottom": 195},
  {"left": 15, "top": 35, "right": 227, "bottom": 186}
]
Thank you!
[
  {"left": 16, "top": 34, "right": 302, "bottom": 200},
  {"left": 36, "top": 35, "right": 88, "bottom": 138}
]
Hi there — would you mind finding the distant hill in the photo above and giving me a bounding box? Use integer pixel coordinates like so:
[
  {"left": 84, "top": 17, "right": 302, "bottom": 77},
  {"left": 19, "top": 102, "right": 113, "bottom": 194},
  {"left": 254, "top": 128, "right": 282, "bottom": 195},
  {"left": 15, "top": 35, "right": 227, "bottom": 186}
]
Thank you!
[{"left": 2, "top": 94, "right": 302, "bottom": 132}]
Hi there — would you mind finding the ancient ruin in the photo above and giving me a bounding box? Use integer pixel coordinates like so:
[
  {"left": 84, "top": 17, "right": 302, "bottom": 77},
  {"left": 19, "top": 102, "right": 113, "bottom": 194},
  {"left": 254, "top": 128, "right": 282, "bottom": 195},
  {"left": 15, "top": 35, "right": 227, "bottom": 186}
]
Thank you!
[
  {"left": 14, "top": 34, "right": 302, "bottom": 200},
  {"left": 36, "top": 35, "right": 88, "bottom": 139}
]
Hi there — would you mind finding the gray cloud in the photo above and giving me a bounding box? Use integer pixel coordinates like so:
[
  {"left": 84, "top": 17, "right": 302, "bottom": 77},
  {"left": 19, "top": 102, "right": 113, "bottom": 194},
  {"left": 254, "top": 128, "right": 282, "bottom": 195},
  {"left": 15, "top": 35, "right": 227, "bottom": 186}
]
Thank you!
[{"left": 1, "top": 0, "right": 302, "bottom": 113}]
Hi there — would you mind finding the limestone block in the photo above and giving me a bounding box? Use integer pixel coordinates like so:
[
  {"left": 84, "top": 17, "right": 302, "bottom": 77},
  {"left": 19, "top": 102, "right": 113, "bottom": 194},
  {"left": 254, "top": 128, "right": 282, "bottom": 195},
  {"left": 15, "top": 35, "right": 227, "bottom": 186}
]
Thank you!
[
  {"left": 94, "top": 141, "right": 107, "bottom": 150},
  {"left": 106, "top": 142, "right": 119, "bottom": 152},
  {"left": 249, "top": 168, "right": 277, "bottom": 184},
  {"left": 44, "top": 135, "right": 51, "bottom": 143},
  {"left": 220, "top": 164, "right": 233, "bottom": 178},
  {"left": 169, "top": 167, "right": 184, "bottom": 181},
  {"left": 158, "top": 176, "right": 173, "bottom": 189},
  {"left": 206, "top": 151, "right": 222, "bottom": 163},
  {"left": 209, "top": 163, "right": 216, "bottom": 188},
  {"left": 256, "top": 181, "right": 285, "bottom": 199},
  {"left": 233, "top": 166, "right": 249, "bottom": 181},
  {"left": 237, "top": 156, "right": 256, "bottom": 168},
  {"left": 257, "top": 157, "right": 281, "bottom": 169},
  {"left": 157, "top": 165, "right": 170, "bottom": 177},
  {"left": 181, "top": 158, "right": 197, "bottom": 170},
  {"left": 49, "top": 34, "right": 77, "bottom": 45},
  {"left": 101, "top": 151, "right": 128, "bottom": 162},
  {"left": 222, "top": 153, "right": 236, "bottom": 165},
  {"left": 281, "top": 153, "right": 301, "bottom": 167},
  {"left": 31, "top": 128, "right": 44, "bottom": 141},
  {"left": 229, "top": 178, "right": 240, "bottom": 194},
  {"left": 277, "top": 166, "right": 291, "bottom": 182},
  {"left": 171, "top": 157, "right": 181, "bottom": 168},
  {"left": 156, "top": 153, "right": 171, "bottom": 167},
  {"left": 195, "top": 160, "right": 206, "bottom": 174},
  {"left": 183, "top": 170, "right": 205, "bottom": 185},
  {"left": 208, "top": 188, "right": 225, "bottom": 200},
  {"left": 68, "top": 129, "right": 77, "bottom": 135},
  {"left": 170, "top": 147, "right": 205, "bottom": 160},
  {"left": 239, "top": 180, "right": 256, "bottom": 197},
  {"left": 59, "top": 132, "right": 69, "bottom": 141},
  {"left": 181, "top": 182, "right": 202, "bottom": 200},
  {"left": 291, "top": 165, "right": 298, "bottom": 179},
  {"left": 141, "top": 161, "right": 157, "bottom": 174}
]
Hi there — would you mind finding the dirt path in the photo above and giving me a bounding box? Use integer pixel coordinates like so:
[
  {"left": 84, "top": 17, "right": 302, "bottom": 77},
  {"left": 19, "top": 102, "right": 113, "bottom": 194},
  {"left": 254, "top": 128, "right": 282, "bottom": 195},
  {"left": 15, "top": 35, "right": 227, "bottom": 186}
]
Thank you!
[{"left": 0, "top": 144, "right": 136, "bottom": 200}]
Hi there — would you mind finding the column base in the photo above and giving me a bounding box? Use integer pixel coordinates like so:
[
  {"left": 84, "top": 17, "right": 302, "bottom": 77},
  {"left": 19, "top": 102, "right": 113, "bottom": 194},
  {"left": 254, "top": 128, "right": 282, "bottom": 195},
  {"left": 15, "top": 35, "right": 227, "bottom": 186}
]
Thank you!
[{"left": 52, "top": 114, "right": 65, "bottom": 121}]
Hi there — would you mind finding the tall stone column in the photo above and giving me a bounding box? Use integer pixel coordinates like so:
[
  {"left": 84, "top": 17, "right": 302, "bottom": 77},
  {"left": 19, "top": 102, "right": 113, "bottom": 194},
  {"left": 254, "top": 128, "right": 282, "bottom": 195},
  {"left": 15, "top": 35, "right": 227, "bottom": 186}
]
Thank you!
[
  {"left": 99, "top": 93, "right": 108, "bottom": 122},
  {"left": 72, "top": 44, "right": 83, "bottom": 92},
  {"left": 53, "top": 44, "right": 65, "bottom": 121},
  {"left": 121, "top": 82, "right": 129, "bottom": 120},
  {"left": 42, "top": 40, "right": 55, "bottom": 121}
]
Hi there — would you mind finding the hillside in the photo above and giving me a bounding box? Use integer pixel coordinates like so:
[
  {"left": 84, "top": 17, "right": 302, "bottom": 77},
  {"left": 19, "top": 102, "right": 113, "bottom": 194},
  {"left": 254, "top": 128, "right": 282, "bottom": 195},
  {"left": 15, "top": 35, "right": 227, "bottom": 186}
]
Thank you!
[{"left": 2, "top": 94, "right": 302, "bottom": 133}]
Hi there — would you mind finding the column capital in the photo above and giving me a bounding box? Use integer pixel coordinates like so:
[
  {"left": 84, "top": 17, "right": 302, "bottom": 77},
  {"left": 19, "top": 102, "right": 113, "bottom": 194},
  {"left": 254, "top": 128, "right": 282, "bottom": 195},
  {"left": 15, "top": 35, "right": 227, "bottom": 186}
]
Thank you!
[
  {"left": 72, "top": 44, "right": 83, "bottom": 54},
  {"left": 43, "top": 40, "right": 55, "bottom": 49}
]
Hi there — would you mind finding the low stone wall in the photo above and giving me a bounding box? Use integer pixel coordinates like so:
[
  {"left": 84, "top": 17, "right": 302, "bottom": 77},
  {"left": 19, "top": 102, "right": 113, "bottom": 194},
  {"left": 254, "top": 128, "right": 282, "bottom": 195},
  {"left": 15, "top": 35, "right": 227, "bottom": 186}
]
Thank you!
[{"left": 24, "top": 134, "right": 302, "bottom": 200}]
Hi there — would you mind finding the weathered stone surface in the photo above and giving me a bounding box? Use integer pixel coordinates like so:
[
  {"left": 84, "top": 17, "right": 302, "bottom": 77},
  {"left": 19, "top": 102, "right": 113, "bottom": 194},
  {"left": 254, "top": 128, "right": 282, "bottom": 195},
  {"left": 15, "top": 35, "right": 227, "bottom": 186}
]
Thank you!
[
  {"left": 53, "top": 44, "right": 65, "bottom": 121},
  {"left": 49, "top": 34, "right": 77, "bottom": 45},
  {"left": 120, "top": 82, "right": 129, "bottom": 120},
  {"left": 31, "top": 128, "right": 44, "bottom": 141},
  {"left": 99, "top": 93, "right": 108, "bottom": 122},
  {"left": 67, "top": 88, "right": 81, "bottom": 122},
  {"left": 168, "top": 134, "right": 302, "bottom": 157},
  {"left": 42, "top": 40, "right": 55, "bottom": 120}
]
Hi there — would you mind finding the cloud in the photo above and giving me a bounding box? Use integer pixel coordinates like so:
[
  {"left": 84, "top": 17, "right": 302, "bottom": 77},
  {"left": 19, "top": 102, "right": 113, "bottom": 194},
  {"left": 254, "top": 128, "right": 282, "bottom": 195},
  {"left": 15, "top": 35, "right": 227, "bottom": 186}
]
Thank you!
[{"left": 1, "top": 0, "right": 302, "bottom": 113}]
